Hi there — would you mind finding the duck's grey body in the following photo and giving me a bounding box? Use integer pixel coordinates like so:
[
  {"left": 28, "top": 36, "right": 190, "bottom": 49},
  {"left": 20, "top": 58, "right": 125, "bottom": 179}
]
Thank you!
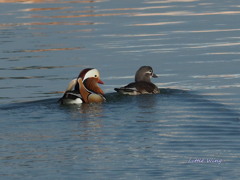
[{"left": 114, "top": 66, "right": 160, "bottom": 95}]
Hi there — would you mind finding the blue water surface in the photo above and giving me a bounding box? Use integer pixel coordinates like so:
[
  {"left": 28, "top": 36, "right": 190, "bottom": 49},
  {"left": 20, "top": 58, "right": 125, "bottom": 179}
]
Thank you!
[{"left": 1, "top": 0, "right": 240, "bottom": 179}]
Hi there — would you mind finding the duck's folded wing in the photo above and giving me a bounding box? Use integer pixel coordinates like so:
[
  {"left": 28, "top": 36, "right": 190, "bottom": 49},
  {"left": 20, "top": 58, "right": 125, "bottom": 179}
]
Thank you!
[
  {"left": 134, "top": 82, "right": 159, "bottom": 93},
  {"left": 65, "top": 78, "right": 78, "bottom": 91},
  {"left": 114, "top": 82, "right": 159, "bottom": 95},
  {"left": 114, "top": 83, "right": 140, "bottom": 95}
]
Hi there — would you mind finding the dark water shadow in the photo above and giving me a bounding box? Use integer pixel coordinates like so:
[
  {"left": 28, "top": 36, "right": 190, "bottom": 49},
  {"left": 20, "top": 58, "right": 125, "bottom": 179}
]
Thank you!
[{"left": 0, "top": 98, "right": 58, "bottom": 111}]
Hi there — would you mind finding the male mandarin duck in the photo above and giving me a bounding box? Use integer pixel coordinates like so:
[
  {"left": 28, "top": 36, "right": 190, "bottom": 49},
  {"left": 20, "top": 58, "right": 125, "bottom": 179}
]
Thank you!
[
  {"left": 59, "top": 68, "right": 106, "bottom": 105},
  {"left": 114, "top": 66, "right": 160, "bottom": 95}
]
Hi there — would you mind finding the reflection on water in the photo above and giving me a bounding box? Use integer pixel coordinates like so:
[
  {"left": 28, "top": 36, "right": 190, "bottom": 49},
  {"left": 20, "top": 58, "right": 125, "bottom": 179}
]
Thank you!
[
  {"left": 192, "top": 74, "right": 240, "bottom": 79},
  {"left": 0, "top": 0, "right": 105, "bottom": 3},
  {"left": 130, "top": 21, "right": 185, "bottom": 26},
  {"left": 22, "top": 47, "right": 82, "bottom": 52},
  {"left": 1, "top": 0, "right": 239, "bottom": 107},
  {"left": 62, "top": 102, "right": 105, "bottom": 120},
  {"left": 1, "top": 0, "right": 240, "bottom": 179},
  {"left": 21, "top": 7, "right": 71, "bottom": 11},
  {"left": 133, "top": 10, "right": 240, "bottom": 17}
]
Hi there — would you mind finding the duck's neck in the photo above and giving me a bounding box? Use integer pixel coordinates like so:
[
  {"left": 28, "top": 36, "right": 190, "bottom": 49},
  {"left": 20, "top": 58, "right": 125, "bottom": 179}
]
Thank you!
[
  {"left": 135, "top": 75, "right": 151, "bottom": 82},
  {"left": 78, "top": 78, "right": 90, "bottom": 103}
]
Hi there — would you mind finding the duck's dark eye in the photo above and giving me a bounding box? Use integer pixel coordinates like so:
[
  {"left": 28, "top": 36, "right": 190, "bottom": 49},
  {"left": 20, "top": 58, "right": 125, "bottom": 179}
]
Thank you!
[{"left": 94, "top": 75, "right": 97, "bottom": 77}]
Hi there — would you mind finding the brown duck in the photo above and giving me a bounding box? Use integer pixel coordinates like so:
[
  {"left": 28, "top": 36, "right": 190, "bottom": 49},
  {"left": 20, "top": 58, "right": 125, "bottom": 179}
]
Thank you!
[{"left": 114, "top": 66, "right": 160, "bottom": 95}]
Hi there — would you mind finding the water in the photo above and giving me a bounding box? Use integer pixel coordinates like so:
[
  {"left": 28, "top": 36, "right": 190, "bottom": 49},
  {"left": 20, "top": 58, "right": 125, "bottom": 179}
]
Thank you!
[{"left": 1, "top": 0, "right": 240, "bottom": 179}]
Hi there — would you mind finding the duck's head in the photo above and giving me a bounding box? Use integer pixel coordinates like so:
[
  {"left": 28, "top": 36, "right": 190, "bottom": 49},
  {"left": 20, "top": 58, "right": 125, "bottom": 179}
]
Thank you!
[
  {"left": 135, "top": 66, "right": 158, "bottom": 82},
  {"left": 78, "top": 68, "right": 104, "bottom": 84},
  {"left": 75, "top": 68, "right": 104, "bottom": 94}
]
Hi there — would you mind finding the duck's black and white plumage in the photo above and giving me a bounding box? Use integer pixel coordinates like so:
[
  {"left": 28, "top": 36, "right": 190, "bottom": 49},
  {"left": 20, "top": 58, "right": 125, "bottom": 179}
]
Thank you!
[
  {"left": 59, "top": 68, "right": 105, "bottom": 105},
  {"left": 114, "top": 66, "right": 160, "bottom": 95},
  {"left": 59, "top": 89, "right": 83, "bottom": 105}
]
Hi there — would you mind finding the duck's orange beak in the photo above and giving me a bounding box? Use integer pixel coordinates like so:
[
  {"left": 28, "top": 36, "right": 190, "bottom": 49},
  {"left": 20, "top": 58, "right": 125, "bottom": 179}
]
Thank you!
[{"left": 98, "top": 78, "right": 104, "bottom": 84}]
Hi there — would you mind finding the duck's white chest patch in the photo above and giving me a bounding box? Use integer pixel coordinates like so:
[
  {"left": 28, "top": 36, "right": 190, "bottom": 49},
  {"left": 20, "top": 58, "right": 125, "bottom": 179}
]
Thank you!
[{"left": 67, "top": 98, "right": 83, "bottom": 105}]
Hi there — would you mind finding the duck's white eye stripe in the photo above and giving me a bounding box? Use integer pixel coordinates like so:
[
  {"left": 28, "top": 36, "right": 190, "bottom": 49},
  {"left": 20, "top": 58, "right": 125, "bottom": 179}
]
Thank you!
[{"left": 84, "top": 69, "right": 100, "bottom": 80}]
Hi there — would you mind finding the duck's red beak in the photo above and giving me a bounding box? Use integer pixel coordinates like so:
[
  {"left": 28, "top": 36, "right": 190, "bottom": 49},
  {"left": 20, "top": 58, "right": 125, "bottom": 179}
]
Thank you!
[{"left": 98, "top": 78, "right": 104, "bottom": 84}]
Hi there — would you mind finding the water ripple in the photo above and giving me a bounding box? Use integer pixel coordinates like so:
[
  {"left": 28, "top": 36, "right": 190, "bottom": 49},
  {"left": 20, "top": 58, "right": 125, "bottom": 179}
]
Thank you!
[{"left": 1, "top": 0, "right": 240, "bottom": 178}]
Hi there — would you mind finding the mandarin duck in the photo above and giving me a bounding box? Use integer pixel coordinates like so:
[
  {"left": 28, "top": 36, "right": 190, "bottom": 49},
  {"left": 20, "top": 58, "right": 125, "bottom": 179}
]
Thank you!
[
  {"left": 59, "top": 68, "right": 105, "bottom": 104},
  {"left": 114, "top": 66, "right": 160, "bottom": 95}
]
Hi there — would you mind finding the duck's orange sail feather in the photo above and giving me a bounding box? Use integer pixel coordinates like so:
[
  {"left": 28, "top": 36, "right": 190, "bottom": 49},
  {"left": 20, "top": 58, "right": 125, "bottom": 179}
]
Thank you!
[{"left": 84, "top": 78, "right": 104, "bottom": 95}]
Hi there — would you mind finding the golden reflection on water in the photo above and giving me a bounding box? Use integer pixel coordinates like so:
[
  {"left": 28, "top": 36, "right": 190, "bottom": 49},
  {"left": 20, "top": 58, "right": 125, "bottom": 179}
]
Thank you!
[
  {"left": 0, "top": 21, "right": 101, "bottom": 28},
  {"left": 0, "top": 0, "right": 58, "bottom": 3},
  {"left": 0, "top": 76, "right": 45, "bottom": 80},
  {"left": 22, "top": 47, "right": 81, "bottom": 52},
  {"left": 99, "top": 5, "right": 175, "bottom": 12},
  {"left": 1, "top": 0, "right": 240, "bottom": 100},
  {"left": 40, "top": 12, "right": 132, "bottom": 19},
  {"left": 0, "top": 0, "right": 105, "bottom": 3},
  {"left": 20, "top": 7, "right": 72, "bottom": 12}
]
